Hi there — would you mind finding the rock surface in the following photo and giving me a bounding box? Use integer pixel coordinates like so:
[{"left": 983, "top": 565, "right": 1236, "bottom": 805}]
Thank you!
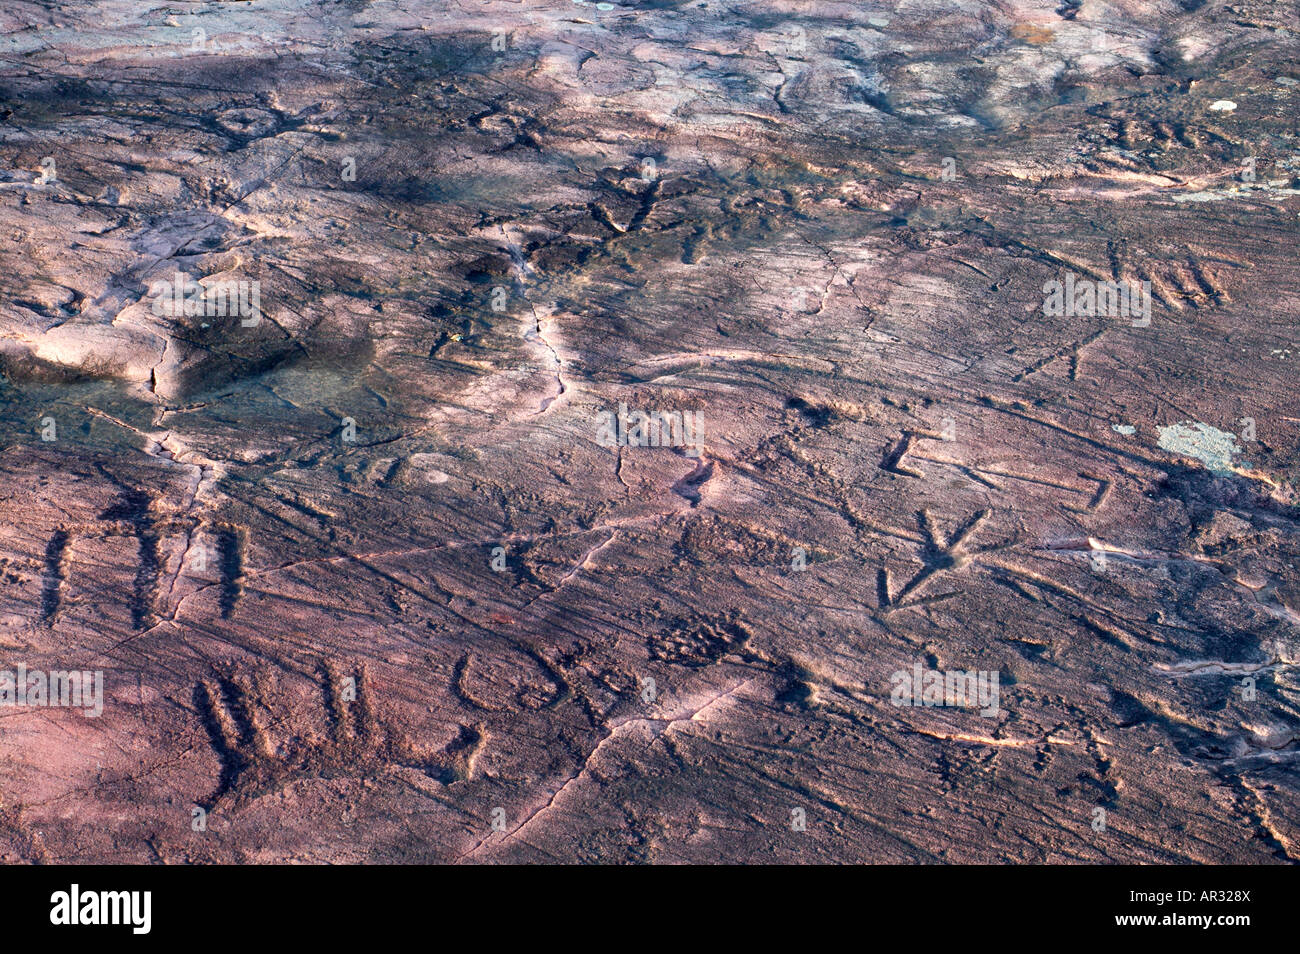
[{"left": 0, "top": 0, "right": 1297, "bottom": 863}]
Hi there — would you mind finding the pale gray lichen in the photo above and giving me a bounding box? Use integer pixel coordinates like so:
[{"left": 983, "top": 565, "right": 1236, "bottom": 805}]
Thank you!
[{"left": 1157, "top": 421, "right": 1242, "bottom": 475}]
